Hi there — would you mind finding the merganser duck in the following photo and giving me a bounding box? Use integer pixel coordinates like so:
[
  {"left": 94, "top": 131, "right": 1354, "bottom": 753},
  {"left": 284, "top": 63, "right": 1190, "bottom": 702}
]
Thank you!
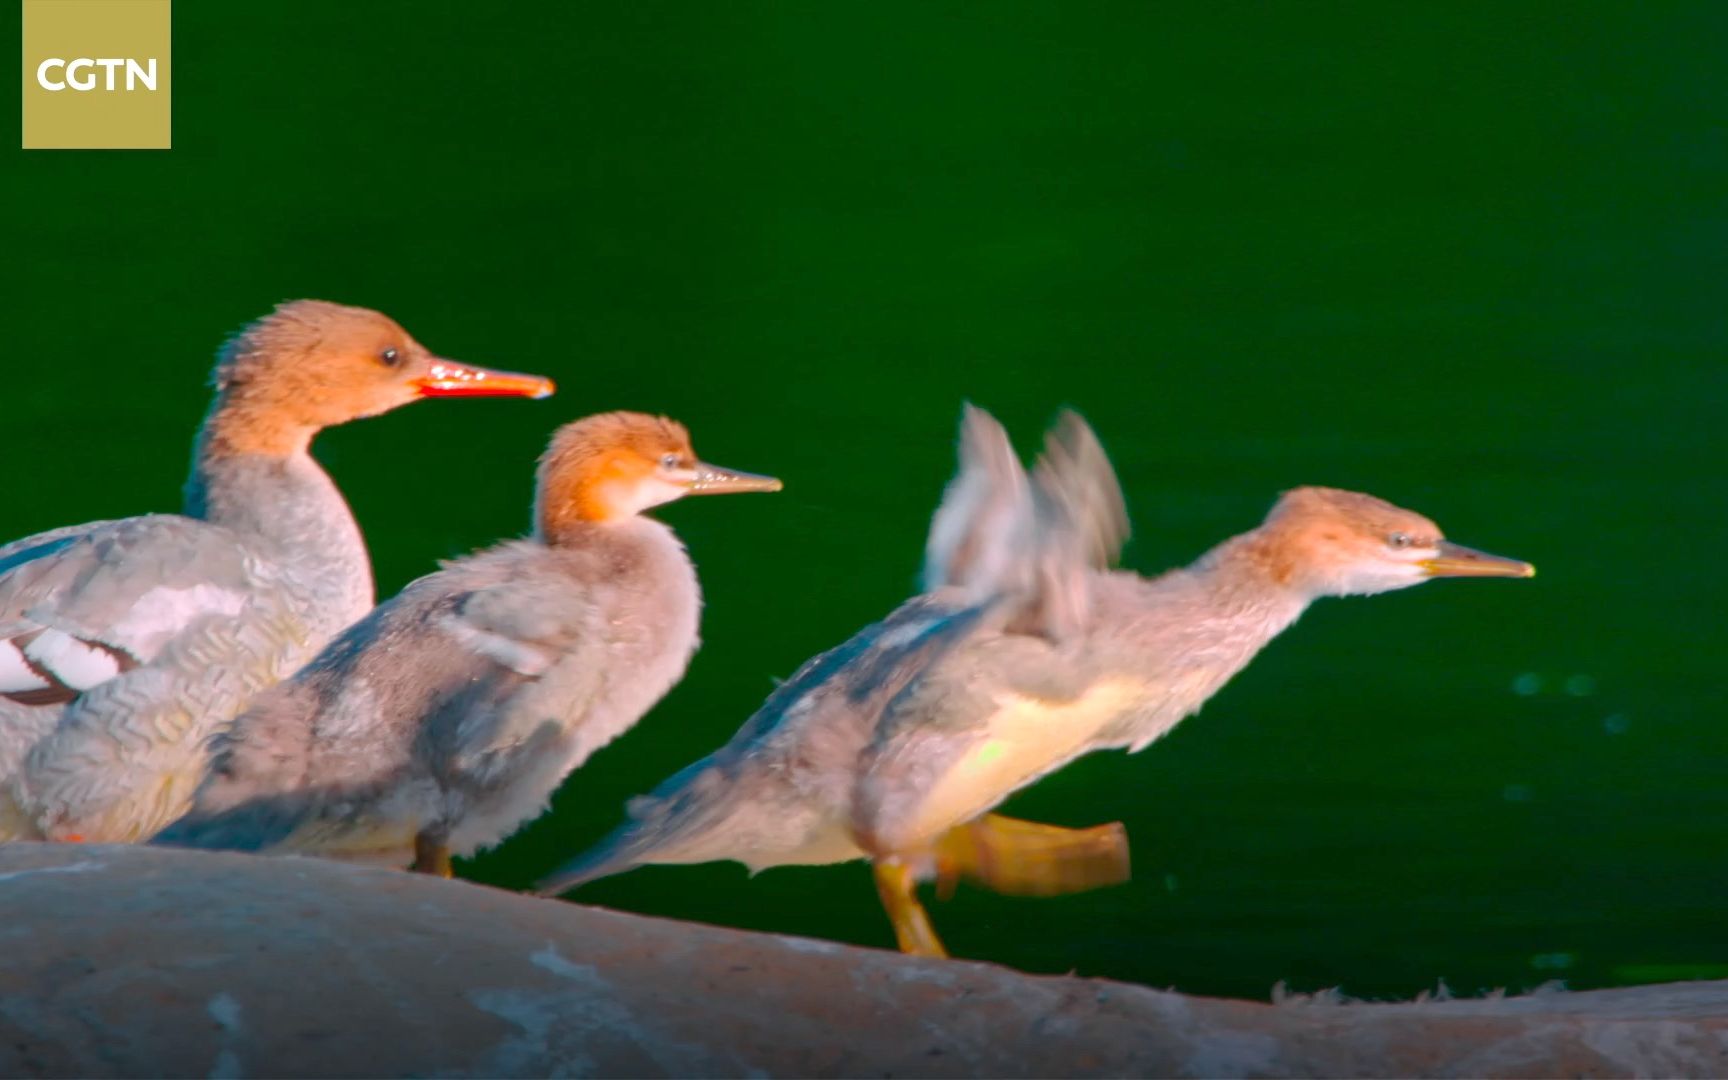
[
  {"left": 0, "top": 300, "right": 554, "bottom": 843},
  {"left": 153, "top": 411, "right": 781, "bottom": 874},
  {"left": 537, "top": 406, "right": 1534, "bottom": 959}
]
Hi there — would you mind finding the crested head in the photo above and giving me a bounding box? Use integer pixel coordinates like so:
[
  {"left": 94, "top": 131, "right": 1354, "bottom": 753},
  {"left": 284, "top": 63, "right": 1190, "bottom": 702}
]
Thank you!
[
  {"left": 204, "top": 300, "right": 553, "bottom": 456},
  {"left": 535, "top": 411, "right": 781, "bottom": 538},
  {"left": 1249, "top": 485, "right": 1533, "bottom": 597},
  {"left": 214, "top": 301, "right": 435, "bottom": 430}
]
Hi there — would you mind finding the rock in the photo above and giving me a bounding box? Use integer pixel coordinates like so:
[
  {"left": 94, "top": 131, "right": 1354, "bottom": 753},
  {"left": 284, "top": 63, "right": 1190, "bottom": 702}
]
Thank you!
[{"left": 1, "top": 844, "right": 1726, "bottom": 1077}]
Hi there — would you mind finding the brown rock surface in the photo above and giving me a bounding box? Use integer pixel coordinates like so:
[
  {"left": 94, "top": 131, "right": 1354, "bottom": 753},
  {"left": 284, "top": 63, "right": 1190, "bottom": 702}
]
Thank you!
[{"left": 1, "top": 844, "right": 1726, "bottom": 1077}]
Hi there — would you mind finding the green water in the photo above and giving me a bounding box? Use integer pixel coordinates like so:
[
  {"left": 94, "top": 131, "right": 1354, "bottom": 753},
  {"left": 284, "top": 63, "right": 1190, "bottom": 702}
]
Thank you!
[{"left": 6, "top": 3, "right": 1725, "bottom": 1002}]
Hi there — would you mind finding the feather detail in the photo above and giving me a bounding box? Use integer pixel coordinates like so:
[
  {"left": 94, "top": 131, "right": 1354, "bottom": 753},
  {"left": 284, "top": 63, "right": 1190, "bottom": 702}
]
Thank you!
[
  {"left": 434, "top": 611, "right": 555, "bottom": 677},
  {"left": 1, "top": 629, "right": 138, "bottom": 706}
]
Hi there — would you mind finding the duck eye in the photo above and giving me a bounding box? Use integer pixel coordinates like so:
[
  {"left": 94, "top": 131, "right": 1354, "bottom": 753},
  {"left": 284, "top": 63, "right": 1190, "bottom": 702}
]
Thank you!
[
  {"left": 1388, "top": 532, "right": 1412, "bottom": 549},
  {"left": 660, "top": 453, "right": 681, "bottom": 470},
  {"left": 379, "top": 347, "right": 401, "bottom": 367}
]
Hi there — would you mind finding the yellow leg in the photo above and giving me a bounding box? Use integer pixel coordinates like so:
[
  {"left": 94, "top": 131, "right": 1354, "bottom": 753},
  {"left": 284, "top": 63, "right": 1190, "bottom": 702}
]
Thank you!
[
  {"left": 410, "top": 832, "right": 454, "bottom": 878},
  {"left": 935, "top": 814, "right": 1130, "bottom": 899},
  {"left": 872, "top": 859, "right": 949, "bottom": 958}
]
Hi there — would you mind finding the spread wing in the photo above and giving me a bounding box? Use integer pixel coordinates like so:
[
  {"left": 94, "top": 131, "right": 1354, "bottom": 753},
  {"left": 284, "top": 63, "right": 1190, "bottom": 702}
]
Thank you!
[
  {"left": 922, "top": 403, "right": 1035, "bottom": 597},
  {"left": 0, "top": 516, "right": 255, "bottom": 707},
  {"left": 855, "top": 409, "right": 1131, "bottom": 846},
  {"left": 1013, "top": 409, "right": 1130, "bottom": 639},
  {"left": 922, "top": 405, "right": 1129, "bottom": 641}
]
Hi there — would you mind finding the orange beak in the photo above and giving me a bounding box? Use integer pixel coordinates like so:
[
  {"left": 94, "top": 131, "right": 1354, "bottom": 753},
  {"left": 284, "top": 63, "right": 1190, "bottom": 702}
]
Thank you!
[
  {"left": 1420, "top": 540, "right": 1535, "bottom": 579},
  {"left": 414, "top": 358, "right": 556, "bottom": 399}
]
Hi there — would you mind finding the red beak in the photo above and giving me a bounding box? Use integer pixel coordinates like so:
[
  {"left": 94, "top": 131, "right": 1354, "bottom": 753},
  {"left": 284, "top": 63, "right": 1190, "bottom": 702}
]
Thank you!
[{"left": 414, "top": 359, "right": 556, "bottom": 399}]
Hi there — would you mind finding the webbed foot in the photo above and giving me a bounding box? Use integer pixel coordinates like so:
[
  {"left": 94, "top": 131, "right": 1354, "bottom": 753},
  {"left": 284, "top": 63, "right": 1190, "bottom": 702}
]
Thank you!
[{"left": 935, "top": 813, "right": 1129, "bottom": 898}]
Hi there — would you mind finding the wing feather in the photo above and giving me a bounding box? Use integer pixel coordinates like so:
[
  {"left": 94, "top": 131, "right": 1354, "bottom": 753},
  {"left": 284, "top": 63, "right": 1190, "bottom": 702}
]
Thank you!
[
  {"left": 437, "top": 577, "right": 605, "bottom": 777},
  {"left": 921, "top": 405, "right": 1129, "bottom": 642},
  {"left": 0, "top": 515, "right": 253, "bottom": 706},
  {"left": 922, "top": 404, "right": 1034, "bottom": 596}
]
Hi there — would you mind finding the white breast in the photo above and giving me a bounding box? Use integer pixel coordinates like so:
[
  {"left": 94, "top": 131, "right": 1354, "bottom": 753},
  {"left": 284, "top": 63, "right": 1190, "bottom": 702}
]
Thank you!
[{"left": 889, "top": 677, "right": 1147, "bottom": 849}]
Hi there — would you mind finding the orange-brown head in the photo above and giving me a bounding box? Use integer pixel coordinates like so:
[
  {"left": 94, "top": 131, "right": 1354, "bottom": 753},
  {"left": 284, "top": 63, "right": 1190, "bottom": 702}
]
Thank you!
[
  {"left": 1253, "top": 486, "right": 1534, "bottom": 597},
  {"left": 205, "top": 300, "right": 555, "bottom": 455},
  {"left": 535, "top": 411, "right": 782, "bottom": 540}
]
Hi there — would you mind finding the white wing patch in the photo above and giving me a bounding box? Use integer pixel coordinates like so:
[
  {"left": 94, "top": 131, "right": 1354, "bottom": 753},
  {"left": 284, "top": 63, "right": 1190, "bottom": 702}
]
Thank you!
[
  {"left": 105, "top": 584, "right": 249, "bottom": 657},
  {"left": 0, "top": 639, "right": 50, "bottom": 693},
  {"left": 22, "top": 629, "right": 123, "bottom": 691},
  {"left": 871, "top": 617, "right": 940, "bottom": 651},
  {"left": 435, "top": 612, "right": 555, "bottom": 677}
]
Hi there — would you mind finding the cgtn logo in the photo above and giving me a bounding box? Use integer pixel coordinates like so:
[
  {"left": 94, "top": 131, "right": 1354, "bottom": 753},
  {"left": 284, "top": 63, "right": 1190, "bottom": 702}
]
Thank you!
[
  {"left": 22, "top": 0, "right": 172, "bottom": 150},
  {"left": 35, "top": 57, "right": 160, "bottom": 92}
]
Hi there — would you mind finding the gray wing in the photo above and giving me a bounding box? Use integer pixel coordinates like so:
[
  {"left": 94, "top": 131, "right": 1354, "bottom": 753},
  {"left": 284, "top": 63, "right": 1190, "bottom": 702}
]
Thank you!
[
  {"left": 535, "top": 592, "right": 1001, "bottom": 893},
  {"left": 0, "top": 515, "right": 256, "bottom": 707},
  {"left": 430, "top": 577, "right": 610, "bottom": 783},
  {"left": 919, "top": 406, "right": 1128, "bottom": 642},
  {"left": 1033, "top": 410, "right": 1129, "bottom": 575},
  {"left": 1012, "top": 409, "right": 1130, "bottom": 639},
  {"left": 851, "top": 411, "right": 1130, "bottom": 848},
  {"left": 847, "top": 626, "right": 1100, "bottom": 853},
  {"left": 921, "top": 404, "right": 1035, "bottom": 596},
  {"left": 0, "top": 520, "right": 115, "bottom": 568},
  {"left": 157, "top": 567, "right": 603, "bottom": 856}
]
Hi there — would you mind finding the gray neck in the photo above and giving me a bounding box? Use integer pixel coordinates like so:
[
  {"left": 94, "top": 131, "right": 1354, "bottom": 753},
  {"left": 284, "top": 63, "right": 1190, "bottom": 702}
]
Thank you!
[
  {"left": 1109, "top": 529, "right": 1314, "bottom": 684},
  {"left": 183, "top": 437, "right": 375, "bottom": 638},
  {"left": 1091, "top": 535, "right": 1315, "bottom": 751},
  {"left": 1184, "top": 528, "right": 1315, "bottom": 636}
]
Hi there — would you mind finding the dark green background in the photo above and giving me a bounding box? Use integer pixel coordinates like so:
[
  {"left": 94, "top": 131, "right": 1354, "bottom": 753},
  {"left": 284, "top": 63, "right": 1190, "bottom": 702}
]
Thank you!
[{"left": 6, "top": 3, "right": 1724, "bottom": 1001}]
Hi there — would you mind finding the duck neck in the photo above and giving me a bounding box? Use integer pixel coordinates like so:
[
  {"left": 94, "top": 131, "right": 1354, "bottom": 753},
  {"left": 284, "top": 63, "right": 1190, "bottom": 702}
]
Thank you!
[
  {"left": 1184, "top": 526, "right": 1317, "bottom": 639},
  {"left": 182, "top": 402, "right": 374, "bottom": 635},
  {"left": 536, "top": 511, "right": 659, "bottom": 551},
  {"left": 1092, "top": 527, "right": 1316, "bottom": 753},
  {"left": 535, "top": 501, "right": 602, "bottom": 548}
]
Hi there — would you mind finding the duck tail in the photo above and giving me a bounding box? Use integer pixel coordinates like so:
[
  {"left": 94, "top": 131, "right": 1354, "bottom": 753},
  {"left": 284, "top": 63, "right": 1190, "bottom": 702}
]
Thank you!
[
  {"left": 535, "top": 753, "right": 740, "bottom": 897},
  {"left": 533, "top": 828, "right": 641, "bottom": 897}
]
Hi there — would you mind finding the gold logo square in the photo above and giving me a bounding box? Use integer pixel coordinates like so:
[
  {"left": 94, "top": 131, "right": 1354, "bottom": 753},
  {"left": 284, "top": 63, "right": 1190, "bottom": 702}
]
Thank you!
[{"left": 22, "top": 0, "right": 172, "bottom": 150}]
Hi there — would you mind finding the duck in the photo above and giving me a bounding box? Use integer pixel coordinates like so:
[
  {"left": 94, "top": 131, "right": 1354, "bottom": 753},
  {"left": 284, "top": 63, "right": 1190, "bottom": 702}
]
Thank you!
[
  {"left": 0, "top": 300, "right": 554, "bottom": 843},
  {"left": 537, "top": 406, "right": 1534, "bottom": 959},
  {"left": 153, "top": 411, "right": 781, "bottom": 875}
]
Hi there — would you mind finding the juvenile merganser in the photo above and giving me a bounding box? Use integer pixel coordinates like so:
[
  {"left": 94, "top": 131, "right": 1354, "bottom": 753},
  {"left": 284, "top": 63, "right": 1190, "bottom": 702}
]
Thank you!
[
  {"left": 153, "top": 411, "right": 781, "bottom": 874},
  {"left": 0, "top": 300, "right": 554, "bottom": 843},
  {"left": 538, "top": 407, "right": 1534, "bottom": 959}
]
